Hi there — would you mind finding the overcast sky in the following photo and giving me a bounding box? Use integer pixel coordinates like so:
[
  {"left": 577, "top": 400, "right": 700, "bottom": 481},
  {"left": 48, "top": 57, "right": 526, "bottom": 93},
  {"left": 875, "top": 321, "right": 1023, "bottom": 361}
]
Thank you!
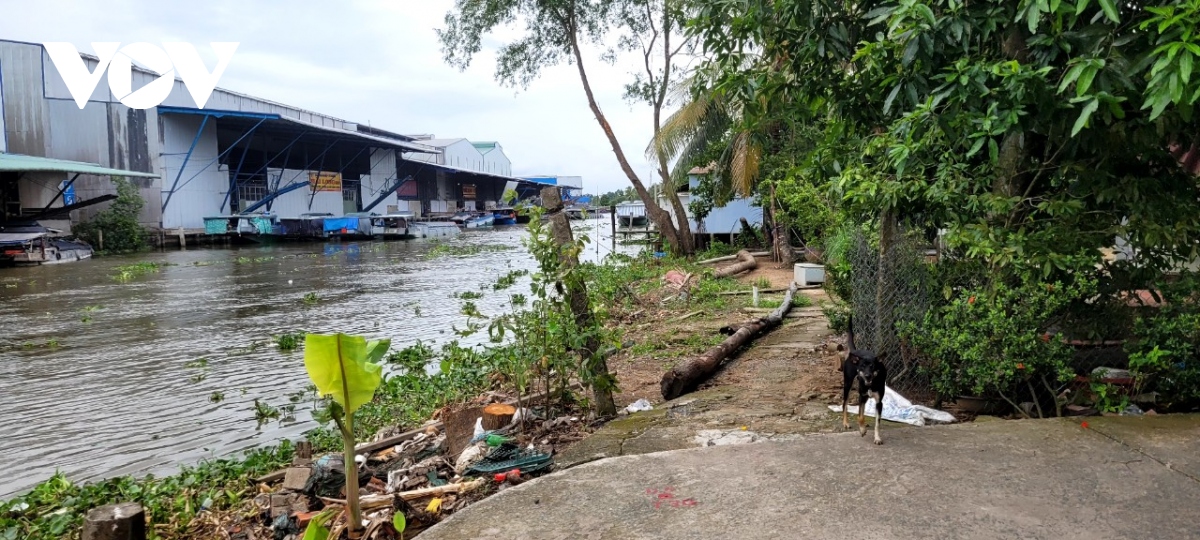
[{"left": 0, "top": 0, "right": 665, "bottom": 194}]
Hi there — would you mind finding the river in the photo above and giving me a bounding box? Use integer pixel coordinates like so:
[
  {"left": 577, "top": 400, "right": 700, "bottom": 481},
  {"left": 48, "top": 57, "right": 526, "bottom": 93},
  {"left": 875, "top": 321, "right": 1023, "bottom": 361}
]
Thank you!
[{"left": 0, "top": 217, "right": 635, "bottom": 497}]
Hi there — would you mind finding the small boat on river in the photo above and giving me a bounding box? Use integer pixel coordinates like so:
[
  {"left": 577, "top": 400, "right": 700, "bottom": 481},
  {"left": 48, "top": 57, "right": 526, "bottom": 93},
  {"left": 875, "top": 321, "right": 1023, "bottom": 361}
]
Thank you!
[
  {"left": 452, "top": 211, "right": 495, "bottom": 229},
  {"left": 492, "top": 207, "right": 518, "bottom": 226},
  {"left": 0, "top": 224, "right": 93, "bottom": 266},
  {"left": 368, "top": 212, "right": 416, "bottom": 239},
  {"left": 410, "top": 220, "right": 461, "bottom": 238}
]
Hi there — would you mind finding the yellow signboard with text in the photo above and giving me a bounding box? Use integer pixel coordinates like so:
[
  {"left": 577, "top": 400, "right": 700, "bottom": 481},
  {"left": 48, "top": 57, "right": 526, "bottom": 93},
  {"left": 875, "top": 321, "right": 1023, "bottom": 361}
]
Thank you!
[{"left": 309, "top": 172, "right": 342, "bottom": 192}]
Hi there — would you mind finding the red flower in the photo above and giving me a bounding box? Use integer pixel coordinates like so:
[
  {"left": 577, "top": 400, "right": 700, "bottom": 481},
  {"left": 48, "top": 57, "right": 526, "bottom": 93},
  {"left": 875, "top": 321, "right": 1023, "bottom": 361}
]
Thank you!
[
  {"left": 1016, "top": 363, "right": 1025, "bottom": 370},
  {"left": 1081, "top": 421, "right": 1089, "bottom": 429},
  {"left": 968, "top": 296, "right": 976, "bottom": 305}
]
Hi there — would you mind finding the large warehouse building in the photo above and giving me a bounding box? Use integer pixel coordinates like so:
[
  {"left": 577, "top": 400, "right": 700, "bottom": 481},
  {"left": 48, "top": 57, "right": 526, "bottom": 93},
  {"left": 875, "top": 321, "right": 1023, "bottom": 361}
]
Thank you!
[{"left": 0, "top": 39, "right": 526, "bottom": 232}]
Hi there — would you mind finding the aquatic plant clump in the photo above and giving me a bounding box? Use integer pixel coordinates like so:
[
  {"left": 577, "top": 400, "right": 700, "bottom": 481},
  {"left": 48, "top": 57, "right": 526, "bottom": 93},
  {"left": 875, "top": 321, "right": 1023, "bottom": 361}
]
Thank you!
[{"left": 0, "top": 442, "right": 294, "bottom": 540}]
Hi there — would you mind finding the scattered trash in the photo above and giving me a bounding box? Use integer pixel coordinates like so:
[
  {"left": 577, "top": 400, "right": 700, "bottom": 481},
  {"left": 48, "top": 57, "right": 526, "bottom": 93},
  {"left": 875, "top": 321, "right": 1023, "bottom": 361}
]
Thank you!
[
  {"left": 663, "top": 270, "right": 688, "bottom": 288},
  {"left": 827, "top": 385, "right": 956, "bottom": 426},
  {"left": 304, "top": 454, "right": 365, "bottom": 498},
  {"left": 465, "top": 443, "right": 553, "bottom": 476},
  {"left": 1121, "top": 404, "right": 1144, "bottom": 416},
  {"left": 455, "top": 441, "right": 488, "bottom": 474},
  {"left": 236, "top": 392, "right": 582, "bottom": 539},
  {"left": 624, "top": 399, "right": 653, "bottom": 413}
]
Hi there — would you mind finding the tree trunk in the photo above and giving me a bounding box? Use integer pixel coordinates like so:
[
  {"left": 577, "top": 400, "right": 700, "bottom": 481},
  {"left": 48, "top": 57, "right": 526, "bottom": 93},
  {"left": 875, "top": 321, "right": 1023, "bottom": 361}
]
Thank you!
[
  {"left": 564, "top": 14, "right": 688, "bottom": 255},
  {"left": 713, "top": 250, "right": 757, "bottom": 278},
  {"left": 768, "top": 183, "right": 795, "bottom": 264},
  {"left": 83, "top": 503, "right": 146, "bottom": 540},
  {"left": 541, "top": 187, "right": 617, "bottom": 416},
  {"left": 661, "top": 283, "right": 800, "bottom": 399}
]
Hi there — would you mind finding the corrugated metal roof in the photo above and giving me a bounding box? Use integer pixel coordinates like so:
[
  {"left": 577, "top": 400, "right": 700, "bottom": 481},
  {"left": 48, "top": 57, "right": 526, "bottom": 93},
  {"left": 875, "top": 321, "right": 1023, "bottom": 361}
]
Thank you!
[
  {"left": 157, "top": 107, "right": 439, "bottom": 154},
  {"left": 414, "top": 138, "right": 469, "bottom": 148},
  {"left": 424, "top": 160, "right": 533, "bottom": 184},
  {"left": 274, "top": 116, "right": 438, "bottom": 154},
  {"left": 0, "top": 153, "right": 159, "bottom": 177}
]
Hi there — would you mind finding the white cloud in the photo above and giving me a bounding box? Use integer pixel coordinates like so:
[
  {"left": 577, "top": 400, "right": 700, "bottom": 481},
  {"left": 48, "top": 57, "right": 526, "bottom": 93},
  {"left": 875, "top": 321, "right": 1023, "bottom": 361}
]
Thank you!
[{"left": 0, "top": 0, "right": 669, "bottom": 194}]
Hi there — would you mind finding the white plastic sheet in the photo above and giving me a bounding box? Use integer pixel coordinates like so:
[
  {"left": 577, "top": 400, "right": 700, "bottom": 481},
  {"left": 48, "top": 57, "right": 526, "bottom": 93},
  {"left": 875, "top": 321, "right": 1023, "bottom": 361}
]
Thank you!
[{"left": 827, "top": 385, "right": 955, "bottom": 426}]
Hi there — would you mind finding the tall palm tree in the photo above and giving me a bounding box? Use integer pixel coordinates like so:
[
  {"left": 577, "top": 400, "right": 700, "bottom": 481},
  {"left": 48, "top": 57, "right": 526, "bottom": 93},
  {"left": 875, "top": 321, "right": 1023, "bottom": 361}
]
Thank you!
[{"left": 648, "top": 73, "right": 762, "bottom": 203}]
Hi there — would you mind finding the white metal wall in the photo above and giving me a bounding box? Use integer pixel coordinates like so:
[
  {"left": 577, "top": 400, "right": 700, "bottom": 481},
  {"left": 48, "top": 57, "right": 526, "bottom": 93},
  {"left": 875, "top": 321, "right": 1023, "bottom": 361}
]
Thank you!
[
  {"left": 358, "top": 148, "right": 398, "bottom": 213},
  {"left": 160, "top": 114, "right": 224, "bottom": 229},
  {"left": 267, "top": 169, "right": 344, "bottom": 216},
  {"left": 480, "top": 144, "right": 512, "bottom": 176}
]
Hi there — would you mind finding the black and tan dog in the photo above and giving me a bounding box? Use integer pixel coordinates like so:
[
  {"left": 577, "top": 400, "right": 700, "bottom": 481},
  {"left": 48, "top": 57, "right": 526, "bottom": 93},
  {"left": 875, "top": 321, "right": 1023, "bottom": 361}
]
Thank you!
[{"left": 840, "top": 317, "right": 888, "bottom": 445}]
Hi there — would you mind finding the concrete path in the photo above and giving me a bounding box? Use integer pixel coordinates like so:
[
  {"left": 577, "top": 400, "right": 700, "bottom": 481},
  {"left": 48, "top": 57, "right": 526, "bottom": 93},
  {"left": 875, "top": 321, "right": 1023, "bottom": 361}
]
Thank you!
[{"left": 422, "top": 415, "right": 1200, "bottom": 539}]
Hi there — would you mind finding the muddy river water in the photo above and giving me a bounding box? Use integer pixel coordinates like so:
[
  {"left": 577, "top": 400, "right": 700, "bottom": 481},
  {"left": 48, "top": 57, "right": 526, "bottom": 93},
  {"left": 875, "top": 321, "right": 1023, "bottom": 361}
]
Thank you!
[{"left": 0, "top": 218, "right": 634, "bottom": 497}]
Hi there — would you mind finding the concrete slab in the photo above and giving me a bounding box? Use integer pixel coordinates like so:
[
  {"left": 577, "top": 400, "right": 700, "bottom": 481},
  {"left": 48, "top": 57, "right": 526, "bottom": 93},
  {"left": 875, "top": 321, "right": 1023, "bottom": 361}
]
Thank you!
[
  {"left": 1082, "top": 414, "right": 1200, "bottom": 481},
  {"left": 422, "top": 417, "right": 1200, "bottom": 540}
]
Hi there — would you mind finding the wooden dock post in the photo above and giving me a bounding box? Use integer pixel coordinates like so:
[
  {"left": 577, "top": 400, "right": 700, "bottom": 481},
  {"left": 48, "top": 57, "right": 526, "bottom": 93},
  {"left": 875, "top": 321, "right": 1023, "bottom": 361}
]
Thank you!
[
  {"left": 83, "top": 503, "right": 146, "bottom": 540},
  {"left": 609, "top": 205, "right": 616, "bottom": 251}
]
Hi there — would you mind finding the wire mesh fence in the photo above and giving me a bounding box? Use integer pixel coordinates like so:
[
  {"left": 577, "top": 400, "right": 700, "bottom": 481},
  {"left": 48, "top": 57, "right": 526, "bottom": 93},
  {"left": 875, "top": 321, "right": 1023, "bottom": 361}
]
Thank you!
[
  {"left": 845, "top": 228, "right": 939, "bottom": 402},
  {"left": 843, "top": 227, "right": 1137, "bottom": 416}
]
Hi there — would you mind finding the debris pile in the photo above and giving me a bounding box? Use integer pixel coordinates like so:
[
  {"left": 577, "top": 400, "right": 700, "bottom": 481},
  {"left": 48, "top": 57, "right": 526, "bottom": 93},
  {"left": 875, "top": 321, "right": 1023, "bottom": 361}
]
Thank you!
[{"left": 227, "top": 392, "right": 593, "bottom": 539}]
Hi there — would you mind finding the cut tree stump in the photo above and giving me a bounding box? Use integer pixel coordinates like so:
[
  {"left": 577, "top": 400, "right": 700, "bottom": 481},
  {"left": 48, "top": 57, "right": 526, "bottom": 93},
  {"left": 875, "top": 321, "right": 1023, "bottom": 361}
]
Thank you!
[
  {"left": 481, "top": 403, "right": 516, "bottom": 430},
  {"left": 712, "top": 250, "right": 758, "bottom": 278},
  {"left": 82, "top": 503, "right": 146, "bottom": 540},
  {"left": 660, "top": 283, "right": 800, "bottom": 400}
]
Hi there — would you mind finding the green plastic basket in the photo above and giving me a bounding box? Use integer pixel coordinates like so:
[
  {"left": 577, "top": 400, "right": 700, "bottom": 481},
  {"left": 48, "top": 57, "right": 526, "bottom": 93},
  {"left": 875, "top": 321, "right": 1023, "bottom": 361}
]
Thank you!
[{"left": 465, "top": 443, "right": 553, "bottom": 476}]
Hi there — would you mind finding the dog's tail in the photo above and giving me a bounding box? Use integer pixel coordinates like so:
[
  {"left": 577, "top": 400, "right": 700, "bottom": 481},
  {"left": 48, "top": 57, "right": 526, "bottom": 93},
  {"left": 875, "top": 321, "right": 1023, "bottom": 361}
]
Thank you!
[{"left": 846, "top": 314, "right": 856, "bottom": 351}]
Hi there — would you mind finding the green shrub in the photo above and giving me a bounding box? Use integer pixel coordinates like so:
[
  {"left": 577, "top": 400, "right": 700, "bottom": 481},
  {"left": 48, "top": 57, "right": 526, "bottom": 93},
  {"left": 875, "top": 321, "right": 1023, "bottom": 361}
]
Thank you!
[
  {"left": 820, "top": 221, "right": 859, "bottom": 302},
  {"left": 903, "top": 270, "right": 1096, "bottom": 417},
  {"left": 1126, "top": 273, "right": 1200, "bottom": 410},
  {"left": 73, "top": 177, "right": 148, "bottom": 254},
  {"left": 697, "top": 240, "right": 736, "bottom": 260}
]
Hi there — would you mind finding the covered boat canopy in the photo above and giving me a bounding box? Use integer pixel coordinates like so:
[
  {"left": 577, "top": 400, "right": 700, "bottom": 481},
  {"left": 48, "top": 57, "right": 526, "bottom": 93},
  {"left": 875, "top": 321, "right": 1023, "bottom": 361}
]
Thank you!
[{"left": 0, "top": 225, "right": 55, "bottom": 245}]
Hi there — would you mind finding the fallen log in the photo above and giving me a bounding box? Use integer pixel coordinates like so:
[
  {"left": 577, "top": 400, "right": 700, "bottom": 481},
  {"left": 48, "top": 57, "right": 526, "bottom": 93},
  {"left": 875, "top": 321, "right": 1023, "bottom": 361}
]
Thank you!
[
  {"left": 696, "top": 251, "right": 770, "bottom": 265},
  {"left": 660, "top": 282, "right": 800, "bottom": 400},
  {"left": 716, "top": 288, "right": 787, "bottom": 296},
  {"left": 712, "top": 250, "right": 758, "bottom": 278},
  {"left": 738, "top": 308, "right": 824, "bottom": 319}
]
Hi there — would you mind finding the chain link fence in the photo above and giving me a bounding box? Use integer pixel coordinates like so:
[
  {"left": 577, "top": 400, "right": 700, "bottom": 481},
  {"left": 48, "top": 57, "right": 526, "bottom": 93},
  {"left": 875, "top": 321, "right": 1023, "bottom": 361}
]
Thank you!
[
  {"left": 843, "top": 227, "right": 1136, "bottom": 416},
  {"left": 845, "top": 228, "right": 940, "bottom": 401}
]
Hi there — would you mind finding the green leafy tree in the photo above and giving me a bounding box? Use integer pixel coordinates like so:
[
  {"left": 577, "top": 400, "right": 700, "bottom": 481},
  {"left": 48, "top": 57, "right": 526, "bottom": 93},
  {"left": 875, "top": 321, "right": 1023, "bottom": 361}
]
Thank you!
[
  {"left": 439, "top": 0, "right": 697, "bottom": 254},
  {"left": 691, "top": 0, "right": 1200, "bottom": 278},
  {"left": 73, "top": 177, "right": 147, "bottom": 254}
]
